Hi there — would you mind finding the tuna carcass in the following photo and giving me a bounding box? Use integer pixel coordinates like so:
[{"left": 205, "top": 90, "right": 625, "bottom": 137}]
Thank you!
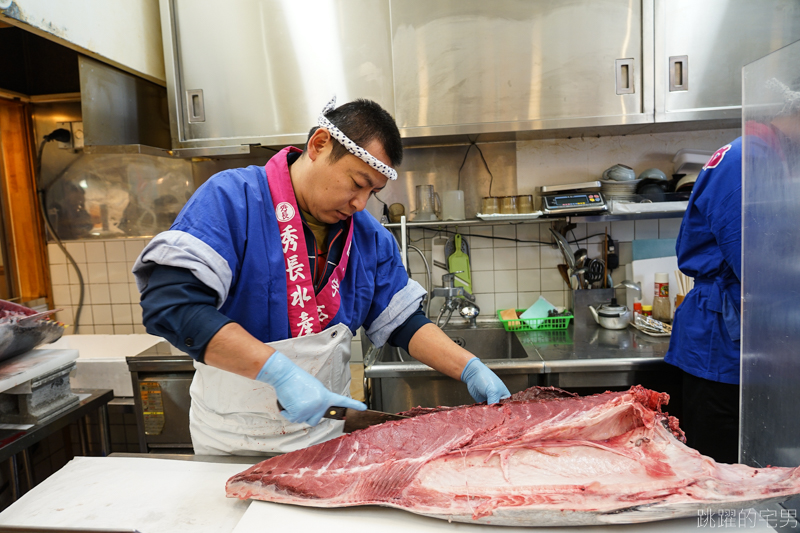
[
  {"left": 0, "top": 299, "right": 64, "bottom": 363},
  {"left": 226, "top": 386, "right": 800, "bottom": 526}
]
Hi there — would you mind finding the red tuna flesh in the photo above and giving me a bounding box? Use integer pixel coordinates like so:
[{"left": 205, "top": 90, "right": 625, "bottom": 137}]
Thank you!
[{"left": 226, "top": 386, "right": 800, "bottom": 526}]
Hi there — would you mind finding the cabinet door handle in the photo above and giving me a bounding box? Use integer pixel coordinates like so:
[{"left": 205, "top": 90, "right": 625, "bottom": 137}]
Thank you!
[
  {"left": 186, "top": 89, "right": 206, "bottom": 123},
  {"left": 669, "top": 56, "right": 689, "bottom": 92},
  {"left": 615, "top": 59, "right": 635, "bottom": 95}
]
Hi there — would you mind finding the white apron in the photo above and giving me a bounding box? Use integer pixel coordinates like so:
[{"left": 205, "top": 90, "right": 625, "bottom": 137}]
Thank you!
[{"left": 189, "top": 324, "right": 353, "bottom": 455}]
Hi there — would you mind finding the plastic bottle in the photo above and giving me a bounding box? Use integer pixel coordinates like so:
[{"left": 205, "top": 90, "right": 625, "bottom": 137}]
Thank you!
[
  {"left": 641, "top": 304, "right": 652, "bottom": 317},
  {"left": 653, "top": 272, "right": 671, "bottom": 323}
]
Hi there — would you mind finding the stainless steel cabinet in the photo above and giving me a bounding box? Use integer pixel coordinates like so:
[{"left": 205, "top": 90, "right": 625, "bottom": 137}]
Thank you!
[
  {"left": 655, "top": 0, "right": 800, "bottom": 122},
  {"left": 391, "top": 0, "right": 653, "bottom": 136},
  {"left": 160, "top": 0, "right": 395, "bottom": 148},
  {"left": 159, "top": 0, "right": 800, "bottom": 148}
]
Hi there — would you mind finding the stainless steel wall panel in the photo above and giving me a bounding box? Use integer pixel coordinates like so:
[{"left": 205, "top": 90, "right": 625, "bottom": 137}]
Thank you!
[
  {"left": 655, "top": 0, "right": 800, "bottom": 122},
  {"left": 365, "top": 141, "right": 518, "bottom": 221},
  {"left": 391, "top": 0, "right": 650, "bottom": 135},
  {"left": 741, "top": 39, "right": 800, "bottom": 516},
  {"left": 79, "top": 56, "right": 171, "bottom": 149},
  {"left": 163, "top": 0, "right": 394, "bottom": 148}
]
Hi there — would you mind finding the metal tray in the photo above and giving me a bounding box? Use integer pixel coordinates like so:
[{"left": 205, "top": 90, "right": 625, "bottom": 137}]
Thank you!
[{"left": 476, "top": 211, "right": 542, "bottom": 221}]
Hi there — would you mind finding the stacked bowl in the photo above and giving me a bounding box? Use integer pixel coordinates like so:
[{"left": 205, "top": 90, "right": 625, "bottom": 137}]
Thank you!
[{"left": 600, "top": 164, "right": 639, "bottom": 202}]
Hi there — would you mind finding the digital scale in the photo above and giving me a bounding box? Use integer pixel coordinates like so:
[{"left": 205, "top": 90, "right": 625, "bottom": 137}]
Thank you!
[{"left": 541, "top": 181, "right": 609, "bottom": 215}]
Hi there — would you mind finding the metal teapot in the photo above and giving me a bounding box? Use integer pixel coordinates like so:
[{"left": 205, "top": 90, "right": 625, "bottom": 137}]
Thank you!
[{"left": 588, "top": 281, "right": 642, "bottom": 330}]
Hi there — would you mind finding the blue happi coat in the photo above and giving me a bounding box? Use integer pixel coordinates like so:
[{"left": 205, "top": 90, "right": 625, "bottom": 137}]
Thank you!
[
  {"left": 665, "top": 137, "right": 748, "bottom": 385},
  {"left": 133, "top": 163, "right": 425, "bottom": 347}
]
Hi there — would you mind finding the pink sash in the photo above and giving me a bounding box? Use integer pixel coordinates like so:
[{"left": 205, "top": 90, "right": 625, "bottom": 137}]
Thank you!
[{"left": 266, "top": 147, "right": 354, "bottom": 338}]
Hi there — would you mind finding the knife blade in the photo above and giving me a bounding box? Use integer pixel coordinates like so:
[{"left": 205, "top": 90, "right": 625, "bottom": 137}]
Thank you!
[{"left": 276, "top": 401, "right": 408, "bottom": 432}]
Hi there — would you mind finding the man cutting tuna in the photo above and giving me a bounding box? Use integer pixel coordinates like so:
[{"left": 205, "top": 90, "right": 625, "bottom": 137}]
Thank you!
[{"left": 133, "top": 97, "right": 510, "bottom": 455}]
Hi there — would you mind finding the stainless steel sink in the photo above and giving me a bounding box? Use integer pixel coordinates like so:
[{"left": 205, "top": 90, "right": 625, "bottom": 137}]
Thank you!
[
  {"left": 363, "top": 323, "right": 541, "bottom": 412},
  {"left": 375, "top": 324, "right": 529, "bottom": 363},
  {"left": 360, "top": 320, "right": 678, "bottom": 416}
]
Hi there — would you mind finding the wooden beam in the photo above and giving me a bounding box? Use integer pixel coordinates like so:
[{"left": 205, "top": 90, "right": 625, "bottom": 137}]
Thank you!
[{"left": 0, "top": 99, "right": 51, "bottom": 305}]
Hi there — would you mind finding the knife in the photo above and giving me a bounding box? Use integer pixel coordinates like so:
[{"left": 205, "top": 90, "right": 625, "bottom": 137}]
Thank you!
[{"left": 276, "top": 401, "right": 408, "bottom": 433}]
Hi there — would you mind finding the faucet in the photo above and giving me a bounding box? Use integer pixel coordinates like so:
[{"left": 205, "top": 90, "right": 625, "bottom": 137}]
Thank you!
[{"left": 432, "top": 272, "right": 480, "bottom": 328}]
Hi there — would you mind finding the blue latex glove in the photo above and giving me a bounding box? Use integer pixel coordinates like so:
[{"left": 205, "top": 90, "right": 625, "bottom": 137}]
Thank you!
[
  {"left": 460, "top": 357, "right": 511, "bottom": 404},
  {"left": 256, "top": 352, "right": 366, "bottom": 426}
]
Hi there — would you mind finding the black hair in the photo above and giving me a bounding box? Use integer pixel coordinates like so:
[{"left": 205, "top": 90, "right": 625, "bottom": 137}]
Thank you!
[{"left": 306, "top": 99, "right": 403, "bottom": 168}]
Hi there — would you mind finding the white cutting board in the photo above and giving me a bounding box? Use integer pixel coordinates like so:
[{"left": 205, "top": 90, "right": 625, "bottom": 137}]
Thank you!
[
  {"left": 0, "top": 348, "right": 78, "bottom": 394},
  {"left": 232, "top": 500, "right": 775, "bottom": 533},
  {"left": 626, "top": 257, "right": 679, "bottom": 314},
  {"left": 0, "top": 456, "right": 252, "bottom": 532}
]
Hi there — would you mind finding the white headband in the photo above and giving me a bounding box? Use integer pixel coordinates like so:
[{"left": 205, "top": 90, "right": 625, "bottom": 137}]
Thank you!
[{"left": 317, "top": 96, "right": 397, "bottom": 181}]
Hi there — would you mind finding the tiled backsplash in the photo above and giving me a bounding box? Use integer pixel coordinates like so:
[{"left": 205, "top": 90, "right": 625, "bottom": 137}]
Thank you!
[
  {"left": 48, "top": 239, "right": 147, "bottom": 335},
  {"left": 47, "top": 217, "right": 682, "bottom": 334},
  {"left": 47, "top": 237, "right": 368, "bottom": 361},
  {"left": 407, "top": 218, "right": 682, "bottom": 320}
]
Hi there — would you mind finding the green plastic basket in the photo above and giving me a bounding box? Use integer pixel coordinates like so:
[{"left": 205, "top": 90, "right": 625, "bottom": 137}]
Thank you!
[{"left": 497, "top": 309, "right": 573, "bottom": 332}]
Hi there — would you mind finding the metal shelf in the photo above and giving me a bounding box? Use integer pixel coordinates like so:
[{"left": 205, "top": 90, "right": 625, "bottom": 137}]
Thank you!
[
  {"left": 382, "top": 209, "right": 685, "bottom": 228},
  {"left": 382, "top": 216, "right": 563, "bottom": 229},
  {"left": 567, "top": 210, "right": 686, "bottom": 223}
]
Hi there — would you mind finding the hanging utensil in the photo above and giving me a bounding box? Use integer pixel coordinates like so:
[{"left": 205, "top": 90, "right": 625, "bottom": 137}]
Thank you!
[
  {"left": 557, "top": 264, "right": 572, "bottom": 289},
  {"left": 548, "top": 228, "right": 576, "bottom": 272},
  {"left": 448, "top": 234, "right": 473, "bottom": 293},
  {"left": 574, "top": 248, "right": 588, "bottom": 270},
  {"left": 584, "top": 258, "right": 606, "bottom": 285},
  {"left": 571, "top": 267, "right": 588, "bottom": 290}
]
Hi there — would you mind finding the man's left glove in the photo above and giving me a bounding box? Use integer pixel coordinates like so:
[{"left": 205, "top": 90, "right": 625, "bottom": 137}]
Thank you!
[
  {"left": 256, "top": 352, "right": 366, "bottom": 426},
  {"left": 460, "top": 357, "right": 511, "bottom": 404}
]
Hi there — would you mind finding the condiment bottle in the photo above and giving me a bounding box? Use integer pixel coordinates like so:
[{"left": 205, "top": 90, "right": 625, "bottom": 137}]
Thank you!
[
  {"left": 653, "top": 272, "right": 671, "bottom": 323},
  {"left": 633, "top": 302, "right": 643, "bottom": 318},
  {"left": 641, "top": 304, "right": 652, "bottom": 317}
]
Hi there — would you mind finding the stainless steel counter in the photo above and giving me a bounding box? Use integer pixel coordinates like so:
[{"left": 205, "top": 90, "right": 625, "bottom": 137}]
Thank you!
[
  {"left": 366, "top": 323, "right": 670, "bottom": 377},
  {"left": 521, "top": 323, "right": 670, "bottom": 372},
  {"left": 364, "top": 321, "right": 680, "bottom": 415}
]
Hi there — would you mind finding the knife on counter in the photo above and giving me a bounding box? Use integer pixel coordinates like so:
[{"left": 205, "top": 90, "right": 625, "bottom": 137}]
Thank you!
[{"left": 277, "top": 401, "right": 408, "bottom": 433}]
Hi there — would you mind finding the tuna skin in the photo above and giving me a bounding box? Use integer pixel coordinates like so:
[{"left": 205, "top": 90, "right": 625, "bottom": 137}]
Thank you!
[
  {"left": 0, "top": 299, "right": 64, "bottom": 362},
  {"left": 226, "top": 386, "right": 800, "bottom": 526}
]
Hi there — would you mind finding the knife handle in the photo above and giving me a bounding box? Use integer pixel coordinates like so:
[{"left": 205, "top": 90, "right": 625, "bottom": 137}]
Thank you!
[{"left": 276, "top": 401, "right": 347, "bottom": 420}]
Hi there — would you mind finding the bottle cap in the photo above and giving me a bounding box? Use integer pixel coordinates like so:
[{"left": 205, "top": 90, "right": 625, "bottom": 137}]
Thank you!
[
  {"left": 654, "top": 272, "right": 669, "bottom": 283},
  {"left": 642, "top": 304, "right": 653, "bottom": 311},
  {"left": 633, "top": 302, "right": 642, "bottom": 311}
]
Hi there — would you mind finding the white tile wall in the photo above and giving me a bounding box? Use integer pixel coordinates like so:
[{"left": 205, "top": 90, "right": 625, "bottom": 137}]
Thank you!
[
  {"left": 634, "top": 219, "right": 660, "bottom": 240},
  {"left": 48, "top": 239, "right": 148, "bottom": 335},
  {"left": 417, "top": 223, "right": 568, "bottom": 320},
  {"left": 659, "top": 218, "right": 682, "bottom": 239},
  {"left": 412, "top": 218, "right": 681, "bottom": 323},
  {"left": 46, "top": 220, "right": 683, "bottom": 335}
]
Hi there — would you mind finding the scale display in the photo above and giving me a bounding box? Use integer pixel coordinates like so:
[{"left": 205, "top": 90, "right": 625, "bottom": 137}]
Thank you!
[{"left": 542, "top": 192, "right": 608, "bottom": 215}]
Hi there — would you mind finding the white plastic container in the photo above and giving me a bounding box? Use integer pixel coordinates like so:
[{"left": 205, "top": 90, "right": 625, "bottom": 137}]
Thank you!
[
  {"left": 442, "top": 190, "right": 465, "bottom": 220},
  {"left": 672, "top": 149, "right": 714, "bottom": 174}
]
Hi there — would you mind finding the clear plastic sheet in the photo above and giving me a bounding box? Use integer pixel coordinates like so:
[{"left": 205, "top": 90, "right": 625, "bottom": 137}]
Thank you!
[
  {"left": 740, "top": 40, "right": 800, "bottom": 515},
  {"left": 44, "top": 154, "right": 193, "bottom": 240}
]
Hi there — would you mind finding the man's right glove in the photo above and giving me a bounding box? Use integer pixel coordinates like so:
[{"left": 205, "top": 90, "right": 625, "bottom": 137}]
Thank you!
[
  {"left": 460, "top": 357, "right": 511, "bottom": 404},
  {"left": 256, "top": 352, "right": 366, "bottom": 426}
]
